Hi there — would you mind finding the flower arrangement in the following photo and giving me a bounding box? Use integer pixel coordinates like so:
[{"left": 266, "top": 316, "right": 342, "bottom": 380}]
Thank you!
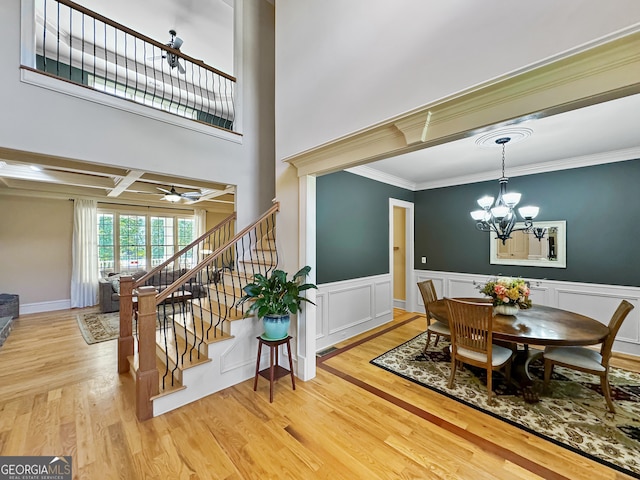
[{"left": 478, "top": 277, "right": 532, "bottom": 309}]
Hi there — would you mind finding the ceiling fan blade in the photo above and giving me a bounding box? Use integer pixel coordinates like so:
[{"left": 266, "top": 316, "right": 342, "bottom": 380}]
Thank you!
[
  {"left": 181, "top": 191, "right": 201, "bottom": 199},
  {"left": 157, "top": 187, "right": 172, "bottom": 194},
  {"left": 177, "top": 61, "right": 186, "bottom": 74}
]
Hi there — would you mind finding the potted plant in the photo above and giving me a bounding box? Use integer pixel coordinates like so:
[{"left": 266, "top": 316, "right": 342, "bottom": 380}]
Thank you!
[{"left": 238, "top": 266, "right": 317, "bottom": 339}]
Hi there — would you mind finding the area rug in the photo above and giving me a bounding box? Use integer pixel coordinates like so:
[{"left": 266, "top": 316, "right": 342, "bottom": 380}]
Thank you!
[
  {"left": 76, "top": 312, "right": 125, "bottom": 344},
  {"left": 76, "top": 312, "right": 162, "bottom": 345},
  {"left": 371, "top": 332, "right": 640, "bottom": 478}
]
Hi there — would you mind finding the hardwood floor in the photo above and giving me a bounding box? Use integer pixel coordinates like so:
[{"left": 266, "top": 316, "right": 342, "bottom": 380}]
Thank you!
[{"left": 0, "top": 308, "right": 636, "bottom": 479}]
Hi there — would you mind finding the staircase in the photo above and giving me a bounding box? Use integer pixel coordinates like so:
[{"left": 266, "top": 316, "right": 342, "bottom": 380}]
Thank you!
[{"left": 118, "top": 203, "right": 280, "bottom": 419}]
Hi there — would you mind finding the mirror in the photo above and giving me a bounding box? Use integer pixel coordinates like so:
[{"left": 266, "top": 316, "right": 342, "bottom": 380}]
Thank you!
[{"left": 490, "top": 220, "right": 566, "bottom": 268}]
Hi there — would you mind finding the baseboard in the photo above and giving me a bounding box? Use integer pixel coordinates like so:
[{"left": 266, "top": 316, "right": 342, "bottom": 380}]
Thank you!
[
  {"left": 20, "top": 299, "right": 71, "bottom": 315},
  {"left": 393, "top": 299, "right": 406, "bottom": 310}
]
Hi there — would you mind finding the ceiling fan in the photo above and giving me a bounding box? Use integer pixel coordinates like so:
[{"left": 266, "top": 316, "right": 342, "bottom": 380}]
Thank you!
[
  {"left": 158, "top": 186, "right": 201, "bottom": 202},
  {"left": 149, "top": 29, "right": 186, "bottom": 74}
]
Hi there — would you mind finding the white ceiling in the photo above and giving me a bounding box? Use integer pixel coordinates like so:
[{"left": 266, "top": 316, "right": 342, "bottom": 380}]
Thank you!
[{"left": 347, "top": 92, "right": 640, "bottom": 191}]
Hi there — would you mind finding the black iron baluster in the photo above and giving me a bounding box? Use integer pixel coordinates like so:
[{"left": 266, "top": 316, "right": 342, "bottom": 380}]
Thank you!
[{"left": 55, "top": 1, "right": 59, "bottom": 76}]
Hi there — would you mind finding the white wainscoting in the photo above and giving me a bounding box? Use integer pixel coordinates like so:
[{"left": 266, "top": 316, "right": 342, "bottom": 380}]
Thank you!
[
  {"left": 316, "top": 274, "right": 393, "bottom": 351},
  {"left": 415, "top": 270, "right": 640, "bottom": 357}
]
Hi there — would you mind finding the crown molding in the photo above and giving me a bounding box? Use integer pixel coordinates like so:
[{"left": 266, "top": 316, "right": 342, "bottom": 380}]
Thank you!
[
  {"left": 344, "top": 166, "right": 417, "bottom": 191},
  {"left": 414, "top": 147, "right": 640, "bottom": 190}
]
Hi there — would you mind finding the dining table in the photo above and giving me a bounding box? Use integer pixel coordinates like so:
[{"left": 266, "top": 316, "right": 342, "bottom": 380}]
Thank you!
[{"left": 427, "top": 298, "right": 610, "bottom": 379}]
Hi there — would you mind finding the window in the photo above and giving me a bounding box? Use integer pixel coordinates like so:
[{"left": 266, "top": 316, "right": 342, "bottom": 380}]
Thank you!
[{"left": 98, "top": 210, "right": 195, "bottom": 275}]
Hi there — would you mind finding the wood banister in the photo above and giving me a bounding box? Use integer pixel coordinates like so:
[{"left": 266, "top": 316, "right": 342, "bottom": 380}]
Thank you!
[
  {"left": 136, "top": 286, "right": 159, "bottom": 421},
  {"left": 156, "top": 202, "right": 280, "bottom": 304},
  {"left": 51, "top": 0, "right": 237, "bottom": 81},
  {"left": 134, "top": 212, "right": 237, "bottom": 289},
  {"left": 117, "top": 275, "right": 134, "bottom": 374}
]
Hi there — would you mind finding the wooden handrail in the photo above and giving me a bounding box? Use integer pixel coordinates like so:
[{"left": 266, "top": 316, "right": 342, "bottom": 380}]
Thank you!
[
  {"left": 156, "top": 202, "right": 279, "bottom": 304},
  {"left": 134, "top": 212, "right": 236, "bottom": 289},
  {"left": 52, "top": 0, "right": 236, "bottom": 81}
]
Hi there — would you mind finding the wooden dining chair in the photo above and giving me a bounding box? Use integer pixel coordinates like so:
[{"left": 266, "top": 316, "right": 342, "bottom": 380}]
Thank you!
[
  {"left": 417, "top": 280, "right": 450, "bottom": 353},
  {"left": 543, "top": 299, "right": 634, "bottom": 413},
  {"left": 446, "top": 298, "right": 514, "bottom": 404}
]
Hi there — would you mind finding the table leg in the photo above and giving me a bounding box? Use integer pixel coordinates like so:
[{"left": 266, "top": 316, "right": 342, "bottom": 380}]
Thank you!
[
  {"left": 254, "top": 339, "right": 263, "bottom": 391},
  {"left": 269, "top": 344, "right": 275, "bottom": 403},
  {"left": 286, "top": 338, "right": 296, "bottom": 390}
]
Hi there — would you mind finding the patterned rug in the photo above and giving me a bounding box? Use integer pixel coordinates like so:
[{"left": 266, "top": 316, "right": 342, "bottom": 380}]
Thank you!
[
  {"left": 76, "top": 312, "right": 161, "bottom": 344},
  {"left": 371, "top": 332, "right": 640, "bottom": 478},
  {"left": 76, "top": 312, "right": 124, "bottom": 344}
]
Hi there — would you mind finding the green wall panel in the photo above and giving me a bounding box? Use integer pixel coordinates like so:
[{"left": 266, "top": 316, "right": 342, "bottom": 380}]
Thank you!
[
  {"left": 414, "top": 159, "right": 640, "bottom": 286},
  {"left": 316, "top": 171, "right": 414, "bottom": 284}
]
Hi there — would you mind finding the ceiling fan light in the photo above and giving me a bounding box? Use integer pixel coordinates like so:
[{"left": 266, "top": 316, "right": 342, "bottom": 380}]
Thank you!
[
  {"left": 477, "top": 196, "right": 494, "bottom": 209},
  {"left": 165, "top": 193, "right": 182, "bottom": 203},
  {"left": 519, "top": 205, "right": 539, "bottom": 219}
]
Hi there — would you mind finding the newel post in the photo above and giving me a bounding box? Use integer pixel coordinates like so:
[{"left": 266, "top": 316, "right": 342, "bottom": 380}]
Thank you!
[
  {"left": 136, "top": 285, "right": 159, "bottom": 421},
  {"left": 118, "top": 275, "right": 134, "bottom": 373}
]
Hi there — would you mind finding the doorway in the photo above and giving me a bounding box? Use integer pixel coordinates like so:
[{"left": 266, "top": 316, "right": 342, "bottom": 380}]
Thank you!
[{"left": 389, "top": 199, "right": 414, "bottom": 312}]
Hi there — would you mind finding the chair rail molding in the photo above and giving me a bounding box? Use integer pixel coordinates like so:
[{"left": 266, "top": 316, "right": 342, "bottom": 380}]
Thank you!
[{"left": 414, "top": 269, "right": 640, "bottom": 357}]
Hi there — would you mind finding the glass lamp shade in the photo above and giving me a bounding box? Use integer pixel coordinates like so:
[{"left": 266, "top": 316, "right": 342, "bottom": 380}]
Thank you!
[
  {"left": 491, "top": 205, "right": 510, "bottom": 219},
  {"left": 502, "top": 192, "right": 521, "bottom": 207},
  {"left": 470, "top": 210, "right": 488, "bottom": 221},
  {"left": 518, "top": 205, "right": 539, "bottom": 219},
  {"left": 477, "top": 196, "right": 494, "bottom": 209},
  {"left": 165, "top": 194, "right": 182, "bottom": 202}
]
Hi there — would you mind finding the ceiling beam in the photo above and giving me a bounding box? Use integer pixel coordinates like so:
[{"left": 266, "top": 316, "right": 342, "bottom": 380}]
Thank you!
[
  {"left": 0, "top": 146, "right": 128, "bottom": 176},
  {"left": 187, "top": 186, "right": 235, "bottom": 204},
  {"left": 0, "top": 164, "right": 115, "bottom": 190},
  {"left": 108, "top": 170, "right": 145, "bottom": 197}
]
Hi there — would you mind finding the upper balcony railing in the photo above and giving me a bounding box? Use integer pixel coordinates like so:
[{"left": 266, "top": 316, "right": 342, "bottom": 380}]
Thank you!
[{"left": 29, "top": 0, "right": 236, "bottom": 132}]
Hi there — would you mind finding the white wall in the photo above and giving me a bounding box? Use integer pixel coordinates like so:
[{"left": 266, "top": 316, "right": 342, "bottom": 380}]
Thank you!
[
  {"left": 275, "top": 0, "right": 640, "bottom": 160},
  {"left": 0, "top": 0, "right": 275, "bottom": 229}
]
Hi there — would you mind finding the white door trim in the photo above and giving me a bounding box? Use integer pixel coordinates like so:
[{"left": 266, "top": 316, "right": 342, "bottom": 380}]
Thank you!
[{"left": 389, "top": 199, "right": 415, "bottom": 313}]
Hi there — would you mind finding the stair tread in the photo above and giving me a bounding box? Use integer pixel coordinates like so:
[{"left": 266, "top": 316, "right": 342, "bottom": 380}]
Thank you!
[
  {"left": 172, "top": 312, "right": 235, "bottom": 344},
  {"left": 190, "top": 298, "right": 245, "bottom": 320},
  {"left": 156, "top": 328, "right": 212, "bottom": 369}
]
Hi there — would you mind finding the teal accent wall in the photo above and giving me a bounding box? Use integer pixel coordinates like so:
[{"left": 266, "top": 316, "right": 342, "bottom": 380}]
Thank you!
[
  {"left": 316, "top": 160, "right": 640, "bottom": 287},
  {"left": 316, "top": 171, "right": 414, "bottom": 284},
  {"left": 414, "top": 159, "right": 640, "bottom": 287}
]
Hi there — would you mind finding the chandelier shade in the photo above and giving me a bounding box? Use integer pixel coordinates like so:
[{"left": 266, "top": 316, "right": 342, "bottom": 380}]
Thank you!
[{"left": 471, "top": 137, "right": 543, "bottom": 244}]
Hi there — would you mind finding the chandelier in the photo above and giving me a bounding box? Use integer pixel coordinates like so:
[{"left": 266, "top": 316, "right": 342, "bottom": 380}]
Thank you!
[{"left": 470, "top": 137, "right": 542, "bottom": 244}]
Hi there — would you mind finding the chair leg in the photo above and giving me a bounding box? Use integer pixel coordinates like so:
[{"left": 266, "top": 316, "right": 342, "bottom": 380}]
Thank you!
[
  {"left": 543, "top": 360, "right": 553, "bottom": 392},
  {"left": 487, "top": 367, "right": 493, "bottom": 405},
  {"left": 601, "top": 370, "right": 616, "bottom": 414},
  {"left": 423, "top": 331, "right": 432, "bottom": 354},
  {"left": 448, "top": 358, "right": 457, "bottom": 389},
  {"left": 504, "top": 359, "right": 512, "bottom": 383},
  {"left": 434, "top": 334, "right": 440, "bottom": 347}
]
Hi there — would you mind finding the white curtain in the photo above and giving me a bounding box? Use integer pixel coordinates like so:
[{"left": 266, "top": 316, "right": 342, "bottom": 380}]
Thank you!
[
  {"left": 71, "top": 199, "right": 99, "bottom": 308},
  {"left": 194, "top": 208, "right": 207, "bottom": 239}
]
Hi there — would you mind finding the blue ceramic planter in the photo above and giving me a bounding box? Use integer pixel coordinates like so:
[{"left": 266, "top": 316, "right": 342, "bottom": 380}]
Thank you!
[{"left": 263, "top": 314, "right": 290, "bottom": 340}]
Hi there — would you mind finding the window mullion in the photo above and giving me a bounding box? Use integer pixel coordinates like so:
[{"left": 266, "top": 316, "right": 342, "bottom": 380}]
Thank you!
[{"left": 114, "top": 212, "right": 121, "bottom": 273}]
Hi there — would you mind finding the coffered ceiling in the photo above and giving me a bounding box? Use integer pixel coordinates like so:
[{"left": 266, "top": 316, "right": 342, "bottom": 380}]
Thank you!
[{"left": 0, "top": 147, "right": 235, "bottom": 211}]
